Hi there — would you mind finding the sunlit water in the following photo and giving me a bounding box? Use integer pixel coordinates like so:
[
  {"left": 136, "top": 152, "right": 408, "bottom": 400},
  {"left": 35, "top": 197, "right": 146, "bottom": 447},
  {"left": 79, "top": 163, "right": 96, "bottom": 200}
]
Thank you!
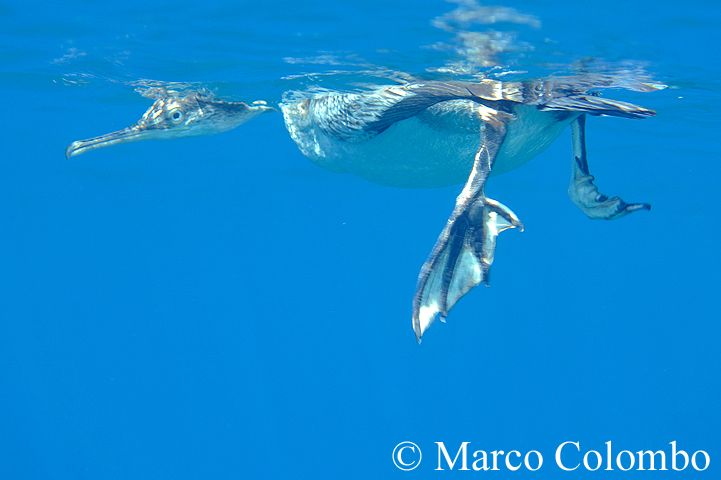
[{"left": 1, "top": 0, "right": 720, "bottom": 478}]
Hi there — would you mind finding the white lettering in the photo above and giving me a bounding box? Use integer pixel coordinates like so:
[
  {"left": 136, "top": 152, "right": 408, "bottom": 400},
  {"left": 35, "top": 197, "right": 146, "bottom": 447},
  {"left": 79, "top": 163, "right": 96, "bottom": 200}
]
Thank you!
[
  {"left": 526, "top": 450, "right": 543, "bottom": 471},
  {"left": 583, "top": 450, "right": 603, "bottom": 471},
  {"left": 637, "top": 450, "right": 666, "bottom": 471},
  {"left": 691, "top": 450, "right": 710, "bottom": 471},
  {"left": 556, "top": 441, "right": 580, "bottom": 471},
  {"left": 671, "top": 441, "right": 689, "bottom": 471},
  {"left": 490, "top": 450, "right": 503, "bottom": 471},
  {"left": 616, "top": 450, "right": 635, "bottom": 471},
  {"left": 505, "top": 450, "right": 521, "bottom": 471},
  {"left": 605, "top": 441, "right": 614, "bottom": 471},
  {"left": 471, "top": 450, "right": 489, "bottom": 471},
  {"left": 436, "top": 442, "right": 469, "bottom": 471}
]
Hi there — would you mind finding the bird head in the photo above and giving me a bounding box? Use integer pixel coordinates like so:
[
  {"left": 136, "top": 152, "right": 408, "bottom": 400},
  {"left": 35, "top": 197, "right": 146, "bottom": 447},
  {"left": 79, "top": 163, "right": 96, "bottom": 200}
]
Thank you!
[{"left": 66, "top": 88, "right": 274, "bottom": 158}]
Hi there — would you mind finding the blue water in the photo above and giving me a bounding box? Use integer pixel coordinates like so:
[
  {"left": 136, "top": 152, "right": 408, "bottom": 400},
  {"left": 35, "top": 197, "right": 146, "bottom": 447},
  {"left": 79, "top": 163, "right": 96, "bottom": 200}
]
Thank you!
[{"left": 2, "top": 0, "right": 720, "bottom": 478}]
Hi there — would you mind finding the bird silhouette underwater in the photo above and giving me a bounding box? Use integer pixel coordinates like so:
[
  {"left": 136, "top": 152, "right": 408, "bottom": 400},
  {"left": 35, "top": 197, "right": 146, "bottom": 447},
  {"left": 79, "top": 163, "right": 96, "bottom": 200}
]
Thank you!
[{"left": 66, "top": 75, "right": 665, "bottom": 341}]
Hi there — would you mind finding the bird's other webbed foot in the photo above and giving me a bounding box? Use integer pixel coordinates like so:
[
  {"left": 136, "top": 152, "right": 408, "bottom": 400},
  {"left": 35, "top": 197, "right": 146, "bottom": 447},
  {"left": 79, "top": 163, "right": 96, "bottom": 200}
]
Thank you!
[
  {"left": 568, "top": 114, "right": 651, "bottom": 220},
  {"left": 569, "top": 165, "right": 651, "bottom": 220}
]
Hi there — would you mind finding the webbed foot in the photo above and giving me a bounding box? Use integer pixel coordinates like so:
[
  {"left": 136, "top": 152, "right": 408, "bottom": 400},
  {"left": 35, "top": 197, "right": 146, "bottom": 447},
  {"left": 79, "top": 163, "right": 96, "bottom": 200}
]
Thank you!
[
  {"left": 568, "top": 115, "right": 650, "bottom": 220},
  {"left": 412, "top": 195, "right": 523, "bottom": 341},
  {"left": 569, "top": 168, "right": 651, "bottom": 220},
  {"left": 412, "top": 115, "right": 524, "bottom": 341}
]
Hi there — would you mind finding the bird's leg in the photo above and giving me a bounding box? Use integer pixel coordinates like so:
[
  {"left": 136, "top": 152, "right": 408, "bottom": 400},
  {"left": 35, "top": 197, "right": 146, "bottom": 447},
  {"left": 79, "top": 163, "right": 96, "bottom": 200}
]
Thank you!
[
  {"left": 412, "top": 115, "right": 523, "bottom": 341},
  {"left": 568, "top": 114, "right": 651, "bottom": 219}
]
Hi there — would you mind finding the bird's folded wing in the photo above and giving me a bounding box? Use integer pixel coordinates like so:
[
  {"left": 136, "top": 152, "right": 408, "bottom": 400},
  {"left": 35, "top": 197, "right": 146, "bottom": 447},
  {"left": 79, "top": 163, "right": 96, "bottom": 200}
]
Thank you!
[{"left": 539, "top": 95, "right": 655, "bottom": 119}]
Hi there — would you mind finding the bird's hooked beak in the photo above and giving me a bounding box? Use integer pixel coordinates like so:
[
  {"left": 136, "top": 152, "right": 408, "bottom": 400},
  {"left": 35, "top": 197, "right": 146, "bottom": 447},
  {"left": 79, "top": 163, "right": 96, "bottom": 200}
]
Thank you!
[{"left": 65, "top": 124, "right": 151, "bottom": 159}]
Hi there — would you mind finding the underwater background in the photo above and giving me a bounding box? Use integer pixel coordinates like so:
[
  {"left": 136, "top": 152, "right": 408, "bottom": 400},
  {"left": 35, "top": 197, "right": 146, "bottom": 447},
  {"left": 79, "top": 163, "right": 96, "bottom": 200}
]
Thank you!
[{"left": 1, "top": 0, "right": 720, "bottom": 478}]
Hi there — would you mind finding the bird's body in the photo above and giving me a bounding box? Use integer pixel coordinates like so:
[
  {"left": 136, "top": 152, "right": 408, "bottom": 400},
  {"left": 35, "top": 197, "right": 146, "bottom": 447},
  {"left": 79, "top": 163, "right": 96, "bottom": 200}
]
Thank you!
[
  {"left": 282, "top": 98, "right": 483, "bottom": 187},
  {"left": 280, "top": 77, "right": 657, "bottom": 188},
  {"left": 66, "top": 74, "right": 664, "bottom": 340},
  {"left": 282, "top": 98, "right": 575, "bottom": 187},
  {"left": 280, "top": 77, "right": 660, "bottom": 338}
]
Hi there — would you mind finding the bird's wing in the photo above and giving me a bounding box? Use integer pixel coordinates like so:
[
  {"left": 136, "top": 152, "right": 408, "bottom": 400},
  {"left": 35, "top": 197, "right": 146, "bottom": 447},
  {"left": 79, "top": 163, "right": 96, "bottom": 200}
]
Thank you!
[
  {"left": 546, "top": 74, "right": 667, "bottom": 94},
  {"left": 539, "top": 95, "right": 656, "bottom": 119},
  {"left": 412, "top": 109, "right": 523, "bottom": 341},
  {"left": 362, "top": 80, "right": 523, "bottom": 135},
  {"left": 525, "top": 74, "right": 664, "bottom": 118},
  {"left": 367, "top": 75, "right": 664, "bottom": 133}
]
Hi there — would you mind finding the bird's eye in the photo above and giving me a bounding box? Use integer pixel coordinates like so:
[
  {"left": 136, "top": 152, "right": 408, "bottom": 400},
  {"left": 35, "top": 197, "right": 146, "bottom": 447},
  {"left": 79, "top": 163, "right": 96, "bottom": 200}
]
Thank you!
[{"left": 169, "top": 109, "right": 183, "bottom": 123}]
